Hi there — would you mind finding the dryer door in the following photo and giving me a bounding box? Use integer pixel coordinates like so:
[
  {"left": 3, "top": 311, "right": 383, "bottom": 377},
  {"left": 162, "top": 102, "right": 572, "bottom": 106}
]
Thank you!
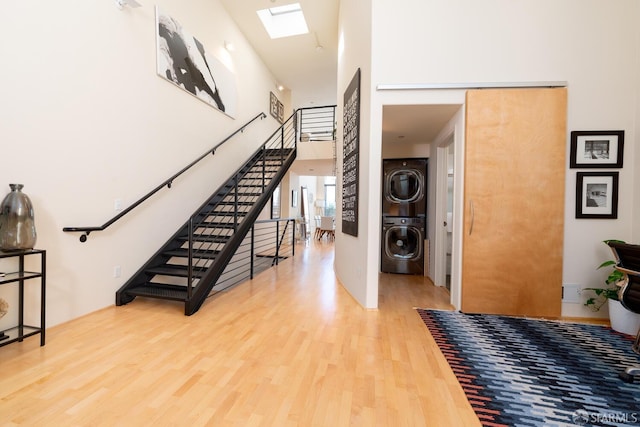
[
  {"left": 385, "top": 169, "right": 424, "bottom": 204},
  {"left": 384, "top": 225, "right": 422, "bottom": 260}
]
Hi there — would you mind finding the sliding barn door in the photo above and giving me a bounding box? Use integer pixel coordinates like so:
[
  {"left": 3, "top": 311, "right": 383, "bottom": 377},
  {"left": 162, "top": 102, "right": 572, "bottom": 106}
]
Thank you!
[{"left": 461, "top": 88, "right": 567, "bottom": 317}]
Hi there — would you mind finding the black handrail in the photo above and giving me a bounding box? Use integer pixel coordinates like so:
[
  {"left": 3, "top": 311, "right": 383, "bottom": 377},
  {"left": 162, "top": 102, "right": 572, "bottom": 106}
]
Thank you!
[{"left": 63, "top": 112, "right": 267, "bottom": 242}]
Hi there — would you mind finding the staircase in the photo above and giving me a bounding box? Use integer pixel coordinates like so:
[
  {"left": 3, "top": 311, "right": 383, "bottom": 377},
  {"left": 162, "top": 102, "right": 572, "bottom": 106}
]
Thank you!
[{"left": 116, "top": 130, "right": 296, "bottom": 315}]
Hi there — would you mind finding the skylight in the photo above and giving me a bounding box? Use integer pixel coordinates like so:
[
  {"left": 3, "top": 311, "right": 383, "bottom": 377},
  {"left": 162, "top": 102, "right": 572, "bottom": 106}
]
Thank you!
[{"left": 257, "top": 3, "right": 309, "bottom": 39}]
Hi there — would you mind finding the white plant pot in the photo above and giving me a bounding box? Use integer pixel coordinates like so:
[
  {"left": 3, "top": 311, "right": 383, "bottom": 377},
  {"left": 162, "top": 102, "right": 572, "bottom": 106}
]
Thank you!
[{"left": 608, "top": 298, "right": 640, "bottom": 336}]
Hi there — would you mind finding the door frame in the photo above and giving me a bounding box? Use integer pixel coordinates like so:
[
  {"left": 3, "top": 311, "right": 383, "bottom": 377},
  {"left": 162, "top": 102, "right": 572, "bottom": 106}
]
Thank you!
[{"left": 434, "top": 134, "right": 454, "bottom": 288}]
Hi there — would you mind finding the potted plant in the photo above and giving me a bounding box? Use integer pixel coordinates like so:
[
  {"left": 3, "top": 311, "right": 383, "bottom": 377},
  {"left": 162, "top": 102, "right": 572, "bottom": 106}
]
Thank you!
[{"left": 584, "top": 239, "right": 640, "bottom": 335}]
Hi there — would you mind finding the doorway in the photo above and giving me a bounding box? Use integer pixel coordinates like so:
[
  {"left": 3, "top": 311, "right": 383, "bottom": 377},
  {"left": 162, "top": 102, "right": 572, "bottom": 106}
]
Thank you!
[{"left": 435, "top": 134, "right": 455, "bottom": 291}]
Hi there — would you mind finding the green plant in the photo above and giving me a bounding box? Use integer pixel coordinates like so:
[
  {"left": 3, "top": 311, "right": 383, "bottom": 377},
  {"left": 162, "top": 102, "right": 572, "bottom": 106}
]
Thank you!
[{"left": 583, "top": 239, "right": 625, "bottom": 311}]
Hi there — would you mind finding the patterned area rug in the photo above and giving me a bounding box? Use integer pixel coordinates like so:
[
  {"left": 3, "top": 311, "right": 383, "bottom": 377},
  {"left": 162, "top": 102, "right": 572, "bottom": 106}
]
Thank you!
[{"left": 417, "top": 309, "right": 640, "bottom": 427}]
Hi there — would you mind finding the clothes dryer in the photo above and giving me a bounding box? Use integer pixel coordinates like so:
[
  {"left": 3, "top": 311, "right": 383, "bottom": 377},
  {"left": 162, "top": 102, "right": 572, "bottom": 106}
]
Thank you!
[
  {"left": 381, "top": 217, "right": 425, "bottom": 275},
  {"left": 382, "top": 158, "right": 427, "bottom": 217}
]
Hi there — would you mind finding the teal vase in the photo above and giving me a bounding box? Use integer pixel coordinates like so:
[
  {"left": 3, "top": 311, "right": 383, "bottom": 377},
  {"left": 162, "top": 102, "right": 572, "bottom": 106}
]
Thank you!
[{"left": 0, "top": 184, "right": 37, "bottom": 250}]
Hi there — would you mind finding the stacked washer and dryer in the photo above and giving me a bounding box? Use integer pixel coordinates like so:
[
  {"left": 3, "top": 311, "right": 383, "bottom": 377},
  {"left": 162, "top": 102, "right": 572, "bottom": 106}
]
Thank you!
[{"left": 381, "top": 158, "right": 428, "bottom": 275}]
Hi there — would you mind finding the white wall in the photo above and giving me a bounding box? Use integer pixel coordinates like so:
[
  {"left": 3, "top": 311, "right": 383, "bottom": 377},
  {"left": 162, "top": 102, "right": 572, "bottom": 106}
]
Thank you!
[
  {"left": 335, "top": 0, "right": 375, "bottom": 307},
  {"left": 634, "top": 38, "right": 640, "bottom": 244},
  {"left": 335, "top": 0, "right": 640, "bottom": 316},
  {"left": 381, "top": 143, "right": 430, "bottom": 159},
  {"left": 0, "top": 0, "right": 284, "bottom": 328}
]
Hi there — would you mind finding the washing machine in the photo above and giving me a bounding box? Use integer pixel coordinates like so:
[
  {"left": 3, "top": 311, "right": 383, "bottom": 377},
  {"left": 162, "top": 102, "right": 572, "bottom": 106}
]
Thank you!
[
  {"left": 381, "top": 217, "right": 425, "bottom": 275},
  {"left": 382, "top": 158, "right": 427, "bottom": 217}
]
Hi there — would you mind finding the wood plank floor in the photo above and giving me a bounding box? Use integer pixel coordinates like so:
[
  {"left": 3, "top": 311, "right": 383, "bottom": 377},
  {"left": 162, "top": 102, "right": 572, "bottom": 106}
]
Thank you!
[{"left": 0, "top": 240, "right": 480, "bottom": 426}]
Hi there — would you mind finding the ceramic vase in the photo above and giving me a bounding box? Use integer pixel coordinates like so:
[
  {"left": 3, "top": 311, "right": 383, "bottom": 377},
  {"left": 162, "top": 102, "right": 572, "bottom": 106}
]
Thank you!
[
  {"left": 608, "top": 298, "right": 640, "bottom": 336},
  {"left": 0, "top": 184, "right": 37, "bottom": 251}
]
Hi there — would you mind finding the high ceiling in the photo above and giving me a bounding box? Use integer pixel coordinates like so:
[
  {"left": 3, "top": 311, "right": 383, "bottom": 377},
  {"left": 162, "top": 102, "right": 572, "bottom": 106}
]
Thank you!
[
  {"left": 220, "top": 0, "right": 460, "bottom": 163},
  {"left": 219, "top": 0, "right": 339, "bottom": 108}
]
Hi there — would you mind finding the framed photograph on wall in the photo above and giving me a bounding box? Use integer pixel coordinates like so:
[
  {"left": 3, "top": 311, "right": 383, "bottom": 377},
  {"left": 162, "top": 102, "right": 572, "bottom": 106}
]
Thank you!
[
  {"left": 277, "top": 101, "right": 284, "bottom": 124},
  {"left": 156, "top": 7, "right": 237, "bottom": 118},
  {"left": 291, "top": 189, "right": 298, "bottom": 207},
  {"left": 269, "top": 92, "right": 279, "bottom": 121},
  {"left": 570, "top": 130, "right": 624, "bottom": 168},
  {"left": 576, "top": 171, "right": 619, "bottom": 219}
]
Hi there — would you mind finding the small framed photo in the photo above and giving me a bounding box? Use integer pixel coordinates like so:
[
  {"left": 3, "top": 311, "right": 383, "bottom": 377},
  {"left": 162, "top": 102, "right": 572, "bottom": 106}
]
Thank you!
[
  {"left": 277, "top": 101, "right": 284, "bottom": 124},
  {"left": 291, "top": 189, "right": 298, "bottom": 207},
  {"left": 570, "top": 130, "right": 624, "bottom": 168},
  {"left": 576, "top": 172, "right": 619, "bottom": 219},
  {"left": 269, "top": 92, "right": 279, "bottom": 121}
]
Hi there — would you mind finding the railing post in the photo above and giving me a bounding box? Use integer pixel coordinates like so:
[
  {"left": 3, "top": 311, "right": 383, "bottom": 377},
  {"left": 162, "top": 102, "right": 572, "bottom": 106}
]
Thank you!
[
  {"left": 233, "top": 173, "right": 238, "bottom": 232},
  {"left": 280, "top": 126, "right": 284, "bottom": 164},
  {"left": 250, "top": 224, "right": 255, "bottom": 279},
  {"left": 187, "top": 219, "right": 193, "bottom": 299},
  {"left": 294, "top": 110, "right": 299, "bottom": 149},
  {"left": 332, "top": 106, "right": 336, "bottom": 140},
  {"left": 261, "top": 145, "right": 266, "bottom": 192},
  {"left": 291, "top": 219, "right": 295, "bottom": 257},
  {"left": 275, "top": 220, "right": 280, "bottom": 265}
]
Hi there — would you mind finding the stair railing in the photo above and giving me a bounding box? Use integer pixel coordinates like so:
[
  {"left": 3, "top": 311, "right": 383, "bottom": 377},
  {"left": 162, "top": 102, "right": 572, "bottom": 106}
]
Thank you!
[
  {"left": 184, "top": 110, "right": 299, "bottom": 314},
  {"left": 63, "top": 112, "right": 267, "bottom": 242},
  {"left": 211, "top": 217, "right": 296, "bottom": 293},
  {"left": 298, "top": 105, "right": 336, "bottom": 142}
]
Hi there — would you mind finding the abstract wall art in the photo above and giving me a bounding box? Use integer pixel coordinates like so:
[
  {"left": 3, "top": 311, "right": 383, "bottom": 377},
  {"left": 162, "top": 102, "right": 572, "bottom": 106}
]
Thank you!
[{"left": 156, "top": 7, "right": 237, "bottom": 118}]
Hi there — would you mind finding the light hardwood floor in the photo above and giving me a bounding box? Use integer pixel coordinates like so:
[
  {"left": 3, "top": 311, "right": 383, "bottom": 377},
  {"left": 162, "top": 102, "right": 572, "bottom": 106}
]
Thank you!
[{"left": 0, "top": 240, "right": 480, "bottom": 426}]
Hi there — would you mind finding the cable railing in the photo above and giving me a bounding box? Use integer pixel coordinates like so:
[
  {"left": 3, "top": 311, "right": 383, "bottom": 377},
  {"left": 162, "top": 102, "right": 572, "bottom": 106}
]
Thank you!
[
  {"left": 63, "top": 112, "right": 267, "bottom": 242},
  {"left": 182, "top": 111, "right": 299, "bottom": 313},
  {"left": 298, "top": 105, "right": 336, "bottom": 142},
  {"left": 209, "top": 218, "right": 295, "bottom": 294}
]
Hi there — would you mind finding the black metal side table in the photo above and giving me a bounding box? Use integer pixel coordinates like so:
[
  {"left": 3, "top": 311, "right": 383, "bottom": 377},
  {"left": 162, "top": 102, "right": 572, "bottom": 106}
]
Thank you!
[{"left": 0, "top": 249, "right": 46, "bottom": 347}]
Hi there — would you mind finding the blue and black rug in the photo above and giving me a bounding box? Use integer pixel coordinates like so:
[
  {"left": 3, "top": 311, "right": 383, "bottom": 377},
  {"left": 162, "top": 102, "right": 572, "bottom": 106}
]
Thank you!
[{"left": 417, "top": 309, "right": 640, "bottom": 427}]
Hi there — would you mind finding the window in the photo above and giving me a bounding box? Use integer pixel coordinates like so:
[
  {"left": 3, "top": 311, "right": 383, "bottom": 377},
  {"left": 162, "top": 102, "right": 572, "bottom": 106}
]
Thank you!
[
  {"left": 256, "top": 3, "right": 309, "bottom": 39},
  {"left": 324, "top": 180, "right": 336, "bottom": 217}
]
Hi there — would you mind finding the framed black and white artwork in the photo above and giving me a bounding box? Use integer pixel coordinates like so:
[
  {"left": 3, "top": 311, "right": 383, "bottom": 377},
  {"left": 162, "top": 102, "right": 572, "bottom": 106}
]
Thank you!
[
  {"left": 575, "top": 172, "right": 619, "bottom": 219},
  {"left": 277, "top": 100, "right": 284, "bottom": 124},
  {"left": 156, "top": 7, "right": 237, "bottom": 117},
  {"left": 270, "top": 92, "right": 279, "bottom": 120},
  {"left": 570, "top": 130, "right": 624, "bottom": 168}
]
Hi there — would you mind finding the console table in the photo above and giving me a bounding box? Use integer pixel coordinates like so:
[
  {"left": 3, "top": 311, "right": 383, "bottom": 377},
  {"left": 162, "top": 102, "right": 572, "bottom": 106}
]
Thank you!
[{"left": 0, "top": 249, "right": 46, "bottom": 347}]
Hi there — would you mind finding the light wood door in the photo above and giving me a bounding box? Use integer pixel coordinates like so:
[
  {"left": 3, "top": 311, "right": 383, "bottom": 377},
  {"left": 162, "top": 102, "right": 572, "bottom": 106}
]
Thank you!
[{"left": 461, "top": 88, "right": 567, "bottom": 317}]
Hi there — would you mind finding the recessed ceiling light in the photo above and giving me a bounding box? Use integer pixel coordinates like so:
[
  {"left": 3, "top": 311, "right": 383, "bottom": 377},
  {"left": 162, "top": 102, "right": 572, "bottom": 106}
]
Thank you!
[{"left": 257, "top": 3, "right": 309, "bottom": 39}]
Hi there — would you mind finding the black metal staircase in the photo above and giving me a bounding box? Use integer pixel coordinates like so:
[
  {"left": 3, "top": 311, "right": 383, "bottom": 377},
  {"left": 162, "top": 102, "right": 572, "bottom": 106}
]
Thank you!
[
  {"left": 112, "top": 108, "right": 299, "bottom": 315},
  {"left": 64, "top": 106, "right": 336, "bottom": 316}
]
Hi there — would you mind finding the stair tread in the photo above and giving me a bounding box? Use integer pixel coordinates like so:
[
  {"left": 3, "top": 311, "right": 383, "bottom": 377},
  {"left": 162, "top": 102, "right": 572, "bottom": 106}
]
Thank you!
[
  {"left": 177, "top": 235, "right": 231, "bottom": 243},
  {"left": 147, "top": 265, "right": 207, "bottom": 278},
  {"left": 192, "top": 222, "right": 237, "bottom": 229},
  {"left": 164, "top": 248, "right": 220, "bottom": 258},
  {"left": 125, "top": 284, "right": 188, "bottom": 301},
  {"left": 217, "top": 201, "right": 255, "bottom": 206},
  {"left": 206, "top": 212, "right": 248, "bottom": 217}
]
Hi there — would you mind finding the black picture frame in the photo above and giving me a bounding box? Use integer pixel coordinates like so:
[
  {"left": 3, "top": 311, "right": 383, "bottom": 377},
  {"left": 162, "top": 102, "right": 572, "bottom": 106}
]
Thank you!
[
  {"left": 570, "top": 130, "right": 624, "bottom": 168},
  {"left": 575, "top": 171, "right": 619, "bottom": 219},
  {"left": 341, "top": 68, "right": 360, "bottom": 237},
  {"left": 277, "top": 101, "right": 284, "bottom": 124},
  {"left": 269, "top": 92, "right": 278, "bottom": 120}
]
